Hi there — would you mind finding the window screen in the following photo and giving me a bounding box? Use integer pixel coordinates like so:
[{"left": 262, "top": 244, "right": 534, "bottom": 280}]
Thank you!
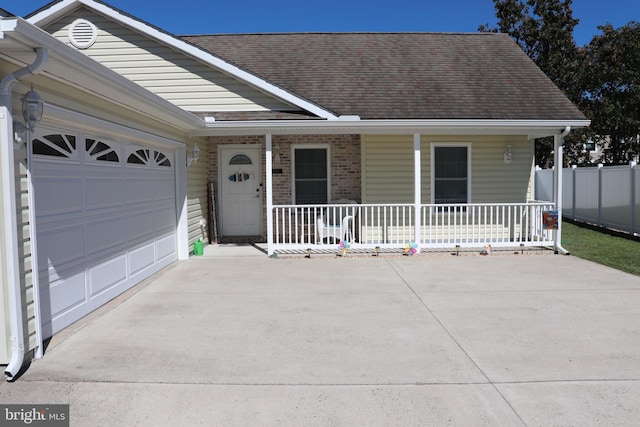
[
  {"left": 434, "top": 146, "right": 468, "bottom": 204},
  {"left": 294, "top": 148, "right": 328, "bottom": 204}
]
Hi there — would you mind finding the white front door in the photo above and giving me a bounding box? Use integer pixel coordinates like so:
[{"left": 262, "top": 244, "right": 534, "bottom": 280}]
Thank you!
[{"left": 220, "top": 145, "right": 262, "bottom": 236}]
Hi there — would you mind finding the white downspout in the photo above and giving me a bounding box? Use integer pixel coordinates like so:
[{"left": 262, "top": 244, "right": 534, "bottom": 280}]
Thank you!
[
  {"left": 0, "top": 47, "right": 48, "bottom": 381},
  {"left": 554, "top": 126, "right": 571, "bottom": 255}
]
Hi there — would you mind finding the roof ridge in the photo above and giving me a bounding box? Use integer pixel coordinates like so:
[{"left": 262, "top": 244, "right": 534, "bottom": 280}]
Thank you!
[{"left": 181, "top": 31, "right": 503, "bottom": 37}]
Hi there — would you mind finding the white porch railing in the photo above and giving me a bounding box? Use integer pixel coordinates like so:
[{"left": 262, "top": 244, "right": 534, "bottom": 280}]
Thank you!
[{"left": 270, "top": 202, "right": 556, "bottom": 253}]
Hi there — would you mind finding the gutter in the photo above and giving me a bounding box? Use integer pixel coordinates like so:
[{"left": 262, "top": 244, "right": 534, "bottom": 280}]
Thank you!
[
  {"left": 554, "top": 125, "right": 571, "bottom": 255},
  {"left": 0, "top": 47, "right": 48, "bottom": 381},
  {"left": 191, "top": 118, "right": 591, "bottom": 137}
]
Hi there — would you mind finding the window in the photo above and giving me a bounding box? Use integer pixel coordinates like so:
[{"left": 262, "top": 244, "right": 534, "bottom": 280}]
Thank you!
[
  {"left": 432, "top": 145, "right": 469, "bottom": 204},
  {"left": 229, "top": 154, "right": 252, "bottom": 165},
  {"left": 86, "top": 139, "right": 119, "bottom": 162},
  {"left": 127, "top": 149, "right": 172, "bottom": 167},
  {"left": 128, "top": 149, "right": 150, "bottom": 165},
  {"left": 33, "top": 134, "right": 76, "bottom": 158},
  {"left": 293, "top": 147, "right": 328, "bottom": 204}
]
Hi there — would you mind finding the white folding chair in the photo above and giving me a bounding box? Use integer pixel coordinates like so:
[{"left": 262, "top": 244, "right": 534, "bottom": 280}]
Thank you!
[{"left": 316, "top": 215, "right": 354, "bottom": 244}]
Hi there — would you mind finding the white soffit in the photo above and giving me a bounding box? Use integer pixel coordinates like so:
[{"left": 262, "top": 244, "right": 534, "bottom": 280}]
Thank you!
[{"left": 26, "top": 0, "right": 339, "bottom": 120}]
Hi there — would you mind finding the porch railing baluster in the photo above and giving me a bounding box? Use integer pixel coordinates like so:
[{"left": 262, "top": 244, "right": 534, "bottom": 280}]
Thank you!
[{"left": 269, "top": 201, "right": 556, "bottom": 253}]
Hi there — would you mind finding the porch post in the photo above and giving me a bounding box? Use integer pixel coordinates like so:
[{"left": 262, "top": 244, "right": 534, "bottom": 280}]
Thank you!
[
  {"left": 553, "top": 127, "right": 570, "bottom": 254},
  {"left": 265, "top": 134, "right": 274, "bottom": 256},
  {"left": 413, "top": 133, "right": 421, "bottom": 252}
]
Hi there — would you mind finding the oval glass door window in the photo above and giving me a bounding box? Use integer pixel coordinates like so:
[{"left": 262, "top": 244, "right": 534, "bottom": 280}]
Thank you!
[{"left": 228, "top": 172, "right": 251, "bottom": 182}]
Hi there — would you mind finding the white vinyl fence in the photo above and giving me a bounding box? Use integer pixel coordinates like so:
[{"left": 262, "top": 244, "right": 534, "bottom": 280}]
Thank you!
[{"left": 535, "top": 162, "right": 639, "bottom": 236}]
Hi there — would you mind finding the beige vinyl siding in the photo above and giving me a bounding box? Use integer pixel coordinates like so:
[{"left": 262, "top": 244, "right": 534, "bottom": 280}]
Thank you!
[
  {"left": 362, "top": 134, "right": 534, "bottom": 204},
  {"left": 14, "top": 144, "right": 38, "bottom": 353},
  {"left": 186, "top": 139, "right": 209, "bottom": 248},
  {"left": 469, "top": 135, "right": 531, "bottom": 203},
  {"left": 44, "top": 8, "right": 294, "bottom": 113},
  {"left": 361, "top": 135, "right": 414, "bottom": 203}
]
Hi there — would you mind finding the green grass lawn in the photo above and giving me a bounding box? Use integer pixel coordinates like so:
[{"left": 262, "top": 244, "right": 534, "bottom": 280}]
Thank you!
[{"left": 561, "top": 221, "right": 640, "bottom": 277}]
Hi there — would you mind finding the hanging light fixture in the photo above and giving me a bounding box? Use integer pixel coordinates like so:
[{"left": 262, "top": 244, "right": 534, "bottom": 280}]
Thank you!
[
  {"left": 14, "top": 85, "right": 44, "bottom": 145},
  {"left": 22, "top": 84, "right": 44, "bottom": 130}
]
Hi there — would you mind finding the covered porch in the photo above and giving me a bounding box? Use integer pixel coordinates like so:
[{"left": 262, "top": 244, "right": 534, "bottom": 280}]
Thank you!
[
  {"left": 195, "top": 122, "right": 581, "bottom": 257},
  {"left": 254, "top": 127, "right": 574, "bottom": 257}
]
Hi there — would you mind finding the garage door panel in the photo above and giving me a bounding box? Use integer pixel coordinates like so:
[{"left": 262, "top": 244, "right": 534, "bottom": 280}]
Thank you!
[
  {"left": 152, "top": 177, "right": 174, "bottom": 200},
  {"left": 157, "top": 234, "right": 177, "bottom": 261},
  {"left": 37, "top": 225, "right": 85, "bottom": 271},
  {"left": 34, "top": 178, "right": 83, "bottom": 217},
  {"left": 154, "top": 203, "right": 177, "bottom": 232},
  {"left": 128, "top": 242, "right": 156, "bottom": 276},
  {"left": 126, "top": 179, "right": 155, "bottom": 204},
  {"left": 86, "top": 216, "right": 127, "bottom": 255},
  {"left": 89, "top": 255, "right": 127, "bottom": 297},
  {"left": 46, "top": 272, "right": 86, "bottom": 319},
  {"left": 127, "top": 211, "right": 156, "bottom": 241},
  {"left": 33, "top": 131, "right": 178, "bottom": 338},
  {"left": 85, "top": 178, "right": 125, "bottom": 210}
]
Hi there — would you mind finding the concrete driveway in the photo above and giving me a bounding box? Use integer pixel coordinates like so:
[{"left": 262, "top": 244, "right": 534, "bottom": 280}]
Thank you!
[{"left": 1, "top": 248, "right": 639, "bottom": 426}]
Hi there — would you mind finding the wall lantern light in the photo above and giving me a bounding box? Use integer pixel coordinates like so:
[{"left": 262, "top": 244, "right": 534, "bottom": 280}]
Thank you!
[
  {"left": 274, "top": 142, "right": 281, "bottom": 163},
  {"left": 503, "top": 145, "right": 513, "bottom": 164},
  {"left": 187, "top": 143, "right": 200, "bottom": 167},
  {"left": 14, "top": 85, "right": 44, "bottom": 145}
]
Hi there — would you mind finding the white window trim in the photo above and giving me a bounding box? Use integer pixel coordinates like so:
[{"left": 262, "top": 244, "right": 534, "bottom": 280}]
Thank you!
[
  {"left": 291, "top": 144, "right": 331, "bottom": 204},
  {"left": 430, "top": 142, "right": 472, "bottom": 204}
]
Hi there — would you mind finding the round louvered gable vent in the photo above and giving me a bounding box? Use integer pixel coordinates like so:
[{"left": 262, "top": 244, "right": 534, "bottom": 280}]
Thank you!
[{"left": 68, "top": 19, "right": 97, "bottom": 49}]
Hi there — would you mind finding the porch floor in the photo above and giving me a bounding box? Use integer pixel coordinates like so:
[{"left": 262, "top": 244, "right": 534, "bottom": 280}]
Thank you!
[{"left": 203, "top": 242, "right": 555, "bottom": 258}]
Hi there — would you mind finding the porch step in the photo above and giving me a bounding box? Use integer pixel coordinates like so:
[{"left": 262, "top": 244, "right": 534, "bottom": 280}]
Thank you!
[{"left": 219, "top": 235, "right": 263, "bottom": 244}]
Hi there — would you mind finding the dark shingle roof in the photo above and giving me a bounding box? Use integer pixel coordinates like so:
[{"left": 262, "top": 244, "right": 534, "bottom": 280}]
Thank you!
[{"left": 182, "top": 32, "right": 586, "bottom": 121}]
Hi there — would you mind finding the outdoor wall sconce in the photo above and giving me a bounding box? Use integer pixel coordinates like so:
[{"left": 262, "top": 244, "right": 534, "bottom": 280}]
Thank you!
[
  {"left": 274, "top": 142, "right": 281, "bottom": 163},
  {"left": 14, "top": 85, "right": 44, "bottom": 145},
  {"left": 503, "top": 145, "right": 513, "bottom": 164},
  {"left": 186, "top": 143, "right": 200, "bottom": 167}
]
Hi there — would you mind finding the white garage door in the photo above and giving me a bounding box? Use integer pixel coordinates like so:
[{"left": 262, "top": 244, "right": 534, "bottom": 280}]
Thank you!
[{"left": 31, "top": 129, "right": 178, "bottom": 338}]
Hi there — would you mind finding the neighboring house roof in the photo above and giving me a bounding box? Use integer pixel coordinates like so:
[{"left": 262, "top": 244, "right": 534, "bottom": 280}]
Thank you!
[{"left": 183, "top": 32, "right": 587, "bottom": 121}]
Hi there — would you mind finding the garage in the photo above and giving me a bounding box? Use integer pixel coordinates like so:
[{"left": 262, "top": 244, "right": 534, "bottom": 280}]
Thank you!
[{"left": 31, "top": 126, "right": 178, "bottom": 338}]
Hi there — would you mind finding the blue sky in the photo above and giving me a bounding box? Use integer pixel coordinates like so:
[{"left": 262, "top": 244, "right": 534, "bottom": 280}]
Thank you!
[{"left": 6, "top": 0, "right": 639, "bottom": 46}]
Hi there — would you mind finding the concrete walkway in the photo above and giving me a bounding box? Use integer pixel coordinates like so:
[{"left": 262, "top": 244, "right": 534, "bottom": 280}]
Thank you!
[{"left": 1, "top": 249, "right": 640, "bottom": 426}]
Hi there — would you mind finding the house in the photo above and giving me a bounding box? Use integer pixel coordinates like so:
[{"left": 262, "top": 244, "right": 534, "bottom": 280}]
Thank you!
[{"left": 0, "top": 0, "right": 588, "bottom": 379}]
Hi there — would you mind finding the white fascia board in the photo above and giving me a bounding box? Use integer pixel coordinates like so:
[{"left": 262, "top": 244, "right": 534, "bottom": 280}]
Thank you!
[
  {"left": 27, "top": 0, "right": 339, "bottom": 120},
  {"left": 190, "top": 119, "right": 591, "bottom": 137},
  {"left": 6, "top": 17, "right": 203, "bottom": 131}
]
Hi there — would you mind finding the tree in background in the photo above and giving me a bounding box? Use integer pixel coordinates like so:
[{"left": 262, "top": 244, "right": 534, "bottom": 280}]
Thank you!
[
  {"left": 580, "top": 22, "right": 640, "bottom": 165},
  {"left": 480, "top": 1, "right": 640, "bottom": 167},
  {"left": 479, "top": 0, "right": 582, "bottom": 168}
]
